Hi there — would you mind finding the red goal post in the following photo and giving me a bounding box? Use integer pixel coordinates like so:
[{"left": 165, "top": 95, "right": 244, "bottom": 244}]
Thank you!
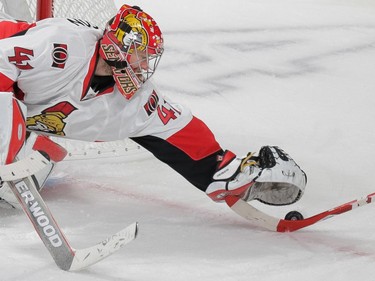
[{"left": 36, "top": 0, "right": 52, "bottom": 20}]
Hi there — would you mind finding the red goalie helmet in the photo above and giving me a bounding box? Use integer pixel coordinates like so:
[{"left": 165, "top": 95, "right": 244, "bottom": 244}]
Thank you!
[{"left": 99, "top": 4, "right": 164, "bottom": 99}]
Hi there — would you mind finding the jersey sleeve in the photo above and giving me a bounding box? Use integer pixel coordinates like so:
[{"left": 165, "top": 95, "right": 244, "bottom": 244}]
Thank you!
[
  {"left": 68, "top": 80, "right": 223, "bottom": 191},
  {"left": 127, "top": 83, "right": 222, "bottom": 191},
  {"left": 131, "top": 116, "right": 223, "bottom": 191},
  {"left": 0, "top": 18, "right": 102, "bottom": 101},
  {"left": 0, "top": 18, "right": 36, "bottom": 93}
]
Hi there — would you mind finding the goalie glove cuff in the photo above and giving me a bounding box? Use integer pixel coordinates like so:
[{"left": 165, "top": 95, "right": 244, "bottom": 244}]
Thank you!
[{"left": 205, "top": 150, "right": 260, "bottom": 202}]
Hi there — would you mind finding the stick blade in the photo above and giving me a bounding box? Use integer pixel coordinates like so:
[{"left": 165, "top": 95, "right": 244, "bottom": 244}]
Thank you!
[
  {"left": 68, "top": 222, "right": 138, "bottom": 271},
  {"left": 225, "top": 196, "right": 280, "bottom": 231}
]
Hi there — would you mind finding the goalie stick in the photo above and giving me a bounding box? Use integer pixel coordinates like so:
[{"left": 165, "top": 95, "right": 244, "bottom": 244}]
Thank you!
[
  {"left": 7, "top": 175, "right": 138, "bottom": 271},
  {"left": 0, "top": 150, "right": 51, "bottom": 182},
  {"left": 225, "top": 192, "right": 375, "bottom": 232}
]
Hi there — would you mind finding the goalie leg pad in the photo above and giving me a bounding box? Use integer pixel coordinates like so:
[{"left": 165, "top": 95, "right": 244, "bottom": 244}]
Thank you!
[
  {"left": 0, "top": 134, "right": 67, "bottom": 208},
  {"left": 0, "top": 92, "right": 27, "bottom": 165},
  {"left": 30, "top": 134, "right": 67, "bottom": 163}
]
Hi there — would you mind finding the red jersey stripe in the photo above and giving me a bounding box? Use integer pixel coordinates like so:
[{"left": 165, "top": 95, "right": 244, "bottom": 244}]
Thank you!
[
  {"left": 166, "top": 116, "right": 221, "bottom": 161},
  {"left": 0, "top": 72, "right": 15, "bottom": 92},
  {"left": 0, "top": 21, "right": 35, "bottom": 39}
]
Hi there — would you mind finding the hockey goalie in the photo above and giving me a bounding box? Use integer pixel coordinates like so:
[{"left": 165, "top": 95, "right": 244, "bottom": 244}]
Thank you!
[{"left": 0, "top": 5, "right": 306, "bottom": 211}]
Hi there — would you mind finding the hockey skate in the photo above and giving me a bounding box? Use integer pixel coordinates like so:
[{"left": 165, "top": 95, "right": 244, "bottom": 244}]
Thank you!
[{"left": 206, "top": 146, "right": 307, "bottom": 206}]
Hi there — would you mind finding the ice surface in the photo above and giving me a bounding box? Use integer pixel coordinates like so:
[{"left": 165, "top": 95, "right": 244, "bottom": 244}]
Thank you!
[{"left": 2, "top": 0, "right": 375, "bottom": 280}]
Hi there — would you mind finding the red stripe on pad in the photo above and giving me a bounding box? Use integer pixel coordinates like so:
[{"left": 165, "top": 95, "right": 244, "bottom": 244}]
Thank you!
[
  {"left": 5, "top": 99, "right": 26, "bottom": 164},
  {"left": 32, "top": 136, "right": 67, "bottom": 162}
]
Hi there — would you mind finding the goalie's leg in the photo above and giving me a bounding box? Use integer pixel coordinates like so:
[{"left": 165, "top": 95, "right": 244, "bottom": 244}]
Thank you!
[
  {"left": 0, "top": 92, "right": 26, "bottom": 165},
  {"left": 0, "top": 92, "right": 27, "bottom": 207},
  {"left": 0, "top": 93, "right": 67, "bottom": 208},
  {"left": 0, "top": 134, "right": 67, "bottom": 208}
]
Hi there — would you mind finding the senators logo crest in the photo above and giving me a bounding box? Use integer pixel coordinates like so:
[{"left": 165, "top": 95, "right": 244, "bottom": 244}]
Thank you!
[{"left": 26, "top": 102, "right": 77, "bottom": 136}]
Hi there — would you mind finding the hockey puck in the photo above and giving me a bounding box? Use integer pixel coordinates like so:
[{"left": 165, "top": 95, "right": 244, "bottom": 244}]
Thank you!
[{"left": 284, "top": 211, "right": 304, "bottom": 221}]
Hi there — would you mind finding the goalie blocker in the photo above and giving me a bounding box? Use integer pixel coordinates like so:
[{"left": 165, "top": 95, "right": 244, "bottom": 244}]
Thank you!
[{"left": 0, "top": 92, "right": 67, "bottom": 207}]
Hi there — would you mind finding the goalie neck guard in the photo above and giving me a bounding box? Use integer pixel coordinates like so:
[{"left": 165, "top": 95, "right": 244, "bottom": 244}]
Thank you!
[{"left": 99, "top": 4, "right": 164, "bottom": 100}]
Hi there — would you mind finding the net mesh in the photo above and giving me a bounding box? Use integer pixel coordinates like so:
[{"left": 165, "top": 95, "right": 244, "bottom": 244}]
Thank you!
[{"left": 0, "top": 0, "right": 117, "bottom": 28}]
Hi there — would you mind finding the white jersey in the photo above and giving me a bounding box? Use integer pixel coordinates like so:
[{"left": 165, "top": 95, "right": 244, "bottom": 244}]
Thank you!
[
  {"left": 0, "top": 17, "right": 192, "bottom": 142},
  {"left": 1, "top": 16, "right": 223, "bottom": 193}
]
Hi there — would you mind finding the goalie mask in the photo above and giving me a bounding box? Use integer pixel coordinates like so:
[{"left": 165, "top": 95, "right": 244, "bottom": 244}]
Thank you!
[{"left": 99, "top": 4, "right": 164, "bottom": 100}]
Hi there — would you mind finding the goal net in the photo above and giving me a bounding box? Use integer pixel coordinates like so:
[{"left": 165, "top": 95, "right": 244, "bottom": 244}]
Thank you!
[
  {"left": 0, "top": 0, "right": 147, "bottom": 160},
  {"left": 0, "top": 0, "right": 117, "bottom": 28}
]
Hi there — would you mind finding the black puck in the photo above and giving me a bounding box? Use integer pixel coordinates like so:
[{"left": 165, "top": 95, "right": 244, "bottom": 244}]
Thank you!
[{"left": 284, "top": 211, "right": 304, "bottom": 221}]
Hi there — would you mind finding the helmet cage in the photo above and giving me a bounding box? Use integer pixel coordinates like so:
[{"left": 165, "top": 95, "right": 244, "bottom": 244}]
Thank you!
[{"left": 99, "top": 5, "right": 164, "bottom": 100}]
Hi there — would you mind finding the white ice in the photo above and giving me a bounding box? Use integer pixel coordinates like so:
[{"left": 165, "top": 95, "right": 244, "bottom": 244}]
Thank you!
[{"left": 2, "top": 0, "right": 375, "bottom": 280}]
